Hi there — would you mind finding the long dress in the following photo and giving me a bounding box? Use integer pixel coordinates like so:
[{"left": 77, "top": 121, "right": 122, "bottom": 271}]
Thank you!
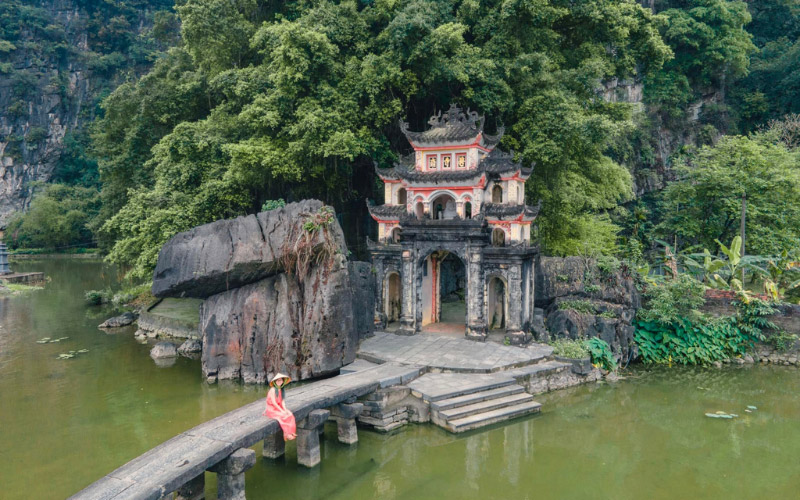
[{"left": 263, "top": 386, "right": 296, "bottom": 437}]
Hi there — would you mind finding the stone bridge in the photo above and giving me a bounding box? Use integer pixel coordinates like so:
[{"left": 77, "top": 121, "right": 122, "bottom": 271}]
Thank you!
[{"left": 70, "top": 363, "right": 421, "bottom": 500}]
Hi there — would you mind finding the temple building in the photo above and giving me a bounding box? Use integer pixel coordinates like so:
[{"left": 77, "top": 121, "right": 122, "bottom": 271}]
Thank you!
[{"left": 368, "top": 105, "right": 540, "bottom": 343}]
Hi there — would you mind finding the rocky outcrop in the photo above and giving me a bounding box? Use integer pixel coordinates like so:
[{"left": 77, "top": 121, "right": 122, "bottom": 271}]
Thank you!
[
  {"left": 535, "top": 256, "right": 640, "bottom": 361},
  {"left": 150, "top": 342, "right": 177, "bottom": 359},
  {"left": 98, "top": 312, "right": 137, "bottom": 328},
  {"left": 153, "top": 201, "right": 375, "bottom": 383},
  {"left": 152, "top": 200, "right": 341, "bottom": 298}
]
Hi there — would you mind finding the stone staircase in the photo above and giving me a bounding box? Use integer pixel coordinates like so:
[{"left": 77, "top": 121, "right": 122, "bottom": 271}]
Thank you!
[{"left": 408, "top": 373, "right": 542, "bottom": 433}]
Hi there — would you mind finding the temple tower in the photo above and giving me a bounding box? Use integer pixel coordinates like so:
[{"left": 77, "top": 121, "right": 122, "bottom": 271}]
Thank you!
[{"left": 368, "top": 105, "right": 539, "bottom": 343}]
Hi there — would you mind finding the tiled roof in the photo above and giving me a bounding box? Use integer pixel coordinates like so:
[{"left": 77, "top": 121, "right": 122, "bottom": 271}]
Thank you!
[
  {"left": 399, "top": 104, "right": 505, "bottom": 147},
  {"left": 376, "top": 149, "right": 532, "bottom": 183},
  {"left": 483, "top": 202, "right": 541, "bottom": 219},
  {"left": 367, "top": 204, "right": 407, "bottom": 219}
]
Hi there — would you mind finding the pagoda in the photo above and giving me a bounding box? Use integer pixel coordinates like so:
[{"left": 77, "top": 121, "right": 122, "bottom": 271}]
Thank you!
[{"left": 368, "top": 105, "right": 540, "bottom": 343}]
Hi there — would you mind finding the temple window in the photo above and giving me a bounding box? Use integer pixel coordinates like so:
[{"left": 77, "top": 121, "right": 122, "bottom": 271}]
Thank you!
[
  {"left": 456, "top": 153, "right": 466, "bottom": 169},
  {"left": 427, "top": 155, "right": 437, "bottom": 170},
  {"left": 397, "top": 188, "right": 407, "bottom": 206},
  {"left": 391, "top": 227, "right": 402, "bottom": 243},
  {"left": 492, "top": 185, "right": 503, "bottom": 204},
  {"left": 415, "top": 201, "right": 424, "bottom": 220},
  {"left": 442, "top": 154, "right": 452, "bottom": 169},
  {"left": 492, "top": 228, "right": 505, "bottom": 247},
  {"left": 464, "top": 201, "right": 472, "bottom": 219}
]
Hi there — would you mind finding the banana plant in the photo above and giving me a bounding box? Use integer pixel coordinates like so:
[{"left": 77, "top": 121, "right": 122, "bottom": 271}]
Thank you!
[
  {"left": 683, "top": 248, "right": 726, "bottom": 284},
  {"left": 709, "top": 236, "right": 747, "bottom": 295}
]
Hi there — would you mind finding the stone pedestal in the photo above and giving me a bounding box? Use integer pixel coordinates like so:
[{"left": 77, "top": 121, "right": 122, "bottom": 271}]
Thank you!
[
  {"left": 208, "top": 448, "right": 255, "bottom": 500},
  {"left": 175, "top": 473, "right": 204, "bottom": 500},
  {"left": 262, "top": 431, "right": 285, "bottom": 459},
  {"left": 505, "top": 330, "right": 530, "bottom": 346},
  {"left": 297, "top": 409, "right": 330, "bottom": 467},
  {"left": 331, "top": 403, "right": 364, "bottom": 445}
]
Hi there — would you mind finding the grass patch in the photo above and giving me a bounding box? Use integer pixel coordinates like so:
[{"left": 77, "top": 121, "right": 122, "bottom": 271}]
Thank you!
[
  {"left": 0, "top": 282, "right": 43, "bottom": 295},
  {"left": 558, "top": 299, "right": 597, "bottom": 315}
]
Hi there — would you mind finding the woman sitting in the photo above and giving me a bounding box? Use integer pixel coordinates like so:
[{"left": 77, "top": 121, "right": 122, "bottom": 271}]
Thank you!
[{"left": 262, "top": 373, "right": 297, "bottom": 441}]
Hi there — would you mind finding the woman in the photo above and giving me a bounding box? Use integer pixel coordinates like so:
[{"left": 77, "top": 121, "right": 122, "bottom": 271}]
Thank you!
[{"left": 263, "top": 373, "right": 297, "bottom": 441}]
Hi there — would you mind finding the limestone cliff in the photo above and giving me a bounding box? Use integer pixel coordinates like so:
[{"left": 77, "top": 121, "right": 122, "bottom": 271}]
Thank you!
[{"left": 0, "top": 0, "right": 172, "bottom": 225}]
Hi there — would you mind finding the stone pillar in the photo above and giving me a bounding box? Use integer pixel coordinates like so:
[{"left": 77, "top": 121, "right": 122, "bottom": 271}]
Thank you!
[
  {"left": 297, "top": 409, "right": 330, "bottom": 467},
  {"left": 505, "top": 263, "right": 529, "bottom": 345},
  {"left": 398, "top": 250, "right": 416, "bottom": 335},
  {"left": 331, "top": 402, "right": 364, "bottom": 444},
  {"left": 208, "top": 448, "right": 255, "bottom": 500},
  {"left": 466, "top": 250, "right": 487, "bottom": 341},
  {"left": 262, "top": 430, "right": 285, "bottom": 459},
  {"left": 174, "top": 473, "right": 204, "bottom": 500}
]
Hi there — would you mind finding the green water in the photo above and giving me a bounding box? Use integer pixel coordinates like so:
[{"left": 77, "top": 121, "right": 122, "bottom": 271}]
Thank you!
[{"left": 2, "top": 260, "right": 800, "bottom": 499}]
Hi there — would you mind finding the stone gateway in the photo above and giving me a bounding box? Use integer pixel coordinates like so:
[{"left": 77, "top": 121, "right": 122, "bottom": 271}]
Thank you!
[{"left": 368, "top": 105, "right": 540, "bottom": 344}]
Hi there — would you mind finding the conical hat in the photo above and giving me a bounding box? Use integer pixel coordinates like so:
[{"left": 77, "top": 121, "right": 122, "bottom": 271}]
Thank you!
[{"left": 269, "top": 373, "right": 291, "bottom": 386}]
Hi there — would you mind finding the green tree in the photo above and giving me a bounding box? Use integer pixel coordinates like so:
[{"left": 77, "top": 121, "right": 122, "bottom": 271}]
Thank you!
[
  {"left": 4, "top": 184, "right": 100, "bottom": 250},
  {"left": 657, "top": 134, "right": 800, "bottom": 255}
]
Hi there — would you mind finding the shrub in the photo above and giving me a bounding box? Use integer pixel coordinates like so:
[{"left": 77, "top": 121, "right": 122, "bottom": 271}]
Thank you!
[
  {"left": 586, "top": 338, "right": 617, "bottom": 371},
  {"left": 549, "top": 338, "right": 589, "bottom": 359},
  {"left": 584, "top": 283, "right": 600, "bottom": 293},
  {"left": 766, "top": 331, "right": 799, "bottom": 353},
  {"left": 85, "top": 289, "right": 111, "bottom": 306},
  {"left": 261, "top": 198, "right": 286, "bottom": 212}
]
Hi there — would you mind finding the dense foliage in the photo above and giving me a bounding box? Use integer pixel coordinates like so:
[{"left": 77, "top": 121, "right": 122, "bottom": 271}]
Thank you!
[
  {"left": 90, "top": 0, "right": 671, "bottom": 278},
  {"left": 656, "top": 134, "right": 800, "bottom": 255},
  {"left": 634, "top": 271, "right": 780, "bottom": 365}
]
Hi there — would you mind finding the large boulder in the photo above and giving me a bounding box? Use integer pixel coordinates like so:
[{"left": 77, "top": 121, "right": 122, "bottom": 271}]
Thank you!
[
  {"left": 200, "top": 254, "right": 373, "bottom": 383},
  {"left": 152, "top": 200, "right": 345, "bottom": 298}
]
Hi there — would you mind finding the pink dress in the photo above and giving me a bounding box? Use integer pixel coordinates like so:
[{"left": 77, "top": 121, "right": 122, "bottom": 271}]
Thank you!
[{"left": 263, "top": 387, "right": 296, "bottom": 437}]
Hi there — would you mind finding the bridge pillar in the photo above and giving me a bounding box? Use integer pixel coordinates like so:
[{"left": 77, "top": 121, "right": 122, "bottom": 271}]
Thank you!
[
  {"left": 331, "top": 402, "right": 364, "bottom": 444},
  {"left": 175, "top": 473, "right": 204, "bottom": 500},
  {"left": 208, "top": 448, "right": 255, "bottom": 500},
  {"left": 297, "top": 409, "right": 330, "bottom": 467},
  {"left": 262, "top": 430, "right": 285, "bottom": 459}
]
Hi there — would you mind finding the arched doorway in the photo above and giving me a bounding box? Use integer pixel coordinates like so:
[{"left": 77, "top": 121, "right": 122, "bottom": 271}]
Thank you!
[
  {"left": 492, "top": 185, "right": 503, "bottom": 203},
  {"left": 487, "top": 276, "right": 506, "bottom": 330},
  {"left": 419, "top": 250, "right": 467, "bottom": 332},
  {"left": 415, "top": 201, "right": 424, "bottom": 220},
  {"left": 492, "top": 228, "right": 505, "bottom": 247},
  {"left": 384, "top": 272, "right": 402, "bottom": 326},
  {"left": 464, "top": 199, "right": 472, "bottom": 219},
  {"left": 391, "top": 227, "right": 402, "bottom": 242},
  {"left": 397, "top": 188, "right": 407, "bottom": 206},
  {"left": 430, "top": 193, "right": 457, "bottom": 220}
]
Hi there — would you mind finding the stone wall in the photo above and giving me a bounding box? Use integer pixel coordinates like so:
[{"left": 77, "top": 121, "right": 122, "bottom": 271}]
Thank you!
[{"left": 534, "top": 256, "right": 640, "bottom": 361}]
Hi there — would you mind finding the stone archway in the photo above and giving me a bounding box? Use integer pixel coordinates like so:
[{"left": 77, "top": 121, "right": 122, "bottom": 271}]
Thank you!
[
  {"left": 487, "top": 276, "right": 507, "bottom": 330},
  {"left": 384, "top": 271, "right": 402, "bottom": 325},
  {"left": 430, "top": 193, "right": 457, "bottom": 220},
  {"left": 418, "top": 250, "right": 467, "bottom": 332}
]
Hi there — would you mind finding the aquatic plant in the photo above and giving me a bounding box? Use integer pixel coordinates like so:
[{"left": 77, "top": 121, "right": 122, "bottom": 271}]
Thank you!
[{"left": 586, "top": 338, "right": 617, "bottom": 371}]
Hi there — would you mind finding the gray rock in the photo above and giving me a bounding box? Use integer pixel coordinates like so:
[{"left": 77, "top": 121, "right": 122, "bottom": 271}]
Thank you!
[
  {"left": 200, "top": 253, "right": 371, "bottom": 384},
  {"left": 151, "top": 200, "right": 345, "bottom": 298},
  {"left": 178, "top": 339, "right": 202, "bottom": 356},
  {"left": 99, "top": 311, "right": 137, "bottom": 328},
  {"left": 150, "top": 342, "right": 178, "bottom": 359}
]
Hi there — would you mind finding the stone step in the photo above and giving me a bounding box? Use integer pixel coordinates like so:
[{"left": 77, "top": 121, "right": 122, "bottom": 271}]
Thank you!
[
  {"left": 446, "top": 400, "right": 542, "bottom": 433},
  {"left": 407, "top": 373, "right": 517, "bottom": 403},
  {"left": 430, "top": 385, "right": 525, "bottom": 412},
  {"left": 436, "top": 392, "right": 535, "bottom": 421}
]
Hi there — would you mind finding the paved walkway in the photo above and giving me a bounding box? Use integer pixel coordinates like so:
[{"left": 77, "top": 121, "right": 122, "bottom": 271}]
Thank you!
[
  {"left": 358, "top": 331, "right": 553, "bottom": 373},
  {"left": 71, "top": 363, "right": 422, "bottom": 500}
]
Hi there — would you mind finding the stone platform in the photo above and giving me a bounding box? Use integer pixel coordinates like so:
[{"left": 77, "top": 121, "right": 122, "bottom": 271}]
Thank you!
[
  {"left": 358, "top": 331, "right": 553, "bottom": 373},
  {"left": 0, "top": 271, "right": 45, "bottom": 284}
]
